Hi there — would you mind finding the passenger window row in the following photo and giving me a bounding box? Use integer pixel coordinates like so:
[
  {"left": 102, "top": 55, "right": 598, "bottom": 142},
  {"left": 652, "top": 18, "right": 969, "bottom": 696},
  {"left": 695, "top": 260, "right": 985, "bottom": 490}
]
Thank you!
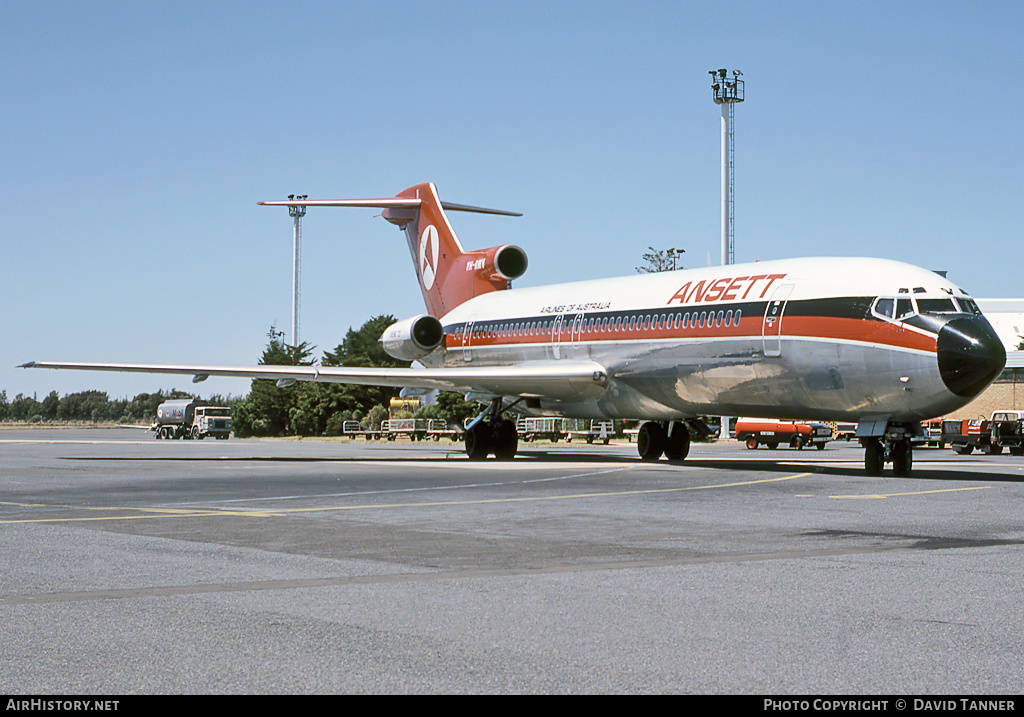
[{"left": 451, "top": 309, "right": 744, "bottom": 341}]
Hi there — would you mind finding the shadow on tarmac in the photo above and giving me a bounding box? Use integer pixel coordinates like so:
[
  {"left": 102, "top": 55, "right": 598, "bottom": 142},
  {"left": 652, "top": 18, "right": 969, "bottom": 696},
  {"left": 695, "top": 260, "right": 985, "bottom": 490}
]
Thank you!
[{"left": 63, "top": 446, "right": 1024, "bottom": 483}]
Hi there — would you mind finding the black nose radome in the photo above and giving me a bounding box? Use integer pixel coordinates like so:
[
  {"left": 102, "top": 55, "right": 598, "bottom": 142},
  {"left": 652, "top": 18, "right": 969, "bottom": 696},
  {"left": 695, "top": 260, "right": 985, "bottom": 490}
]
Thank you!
[{"left": 937, "top": 317, "right": 1006, "bottom": 398}]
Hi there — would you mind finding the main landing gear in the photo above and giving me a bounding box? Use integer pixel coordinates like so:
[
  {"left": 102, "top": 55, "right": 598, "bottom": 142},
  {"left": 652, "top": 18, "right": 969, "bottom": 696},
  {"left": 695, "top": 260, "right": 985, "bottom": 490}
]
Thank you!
[
  {"left": 636, "top": 420, "right": 702, "bottom": 462},
  {"left": 464, "top": 398, "right": 520, "bottom": 460},
  {"left": 858, "top": 421, "right": 919, "bottom": 477}
]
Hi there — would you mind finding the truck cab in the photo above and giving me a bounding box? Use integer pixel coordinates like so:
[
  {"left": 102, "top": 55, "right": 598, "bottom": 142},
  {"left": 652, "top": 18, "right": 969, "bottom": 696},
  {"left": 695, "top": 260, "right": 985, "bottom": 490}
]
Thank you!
[
  {"left": 990, "top": 411, "right": 1024, "bottom": 456},
  {"left": 192, "top": 406, "right": 232, "bottom": 440}
]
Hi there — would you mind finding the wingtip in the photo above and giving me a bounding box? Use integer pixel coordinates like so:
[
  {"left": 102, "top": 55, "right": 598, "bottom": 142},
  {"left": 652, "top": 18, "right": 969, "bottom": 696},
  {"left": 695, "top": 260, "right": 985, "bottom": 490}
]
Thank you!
[{"left": 18, "top": 361, "right": 36, "bottom": 368}]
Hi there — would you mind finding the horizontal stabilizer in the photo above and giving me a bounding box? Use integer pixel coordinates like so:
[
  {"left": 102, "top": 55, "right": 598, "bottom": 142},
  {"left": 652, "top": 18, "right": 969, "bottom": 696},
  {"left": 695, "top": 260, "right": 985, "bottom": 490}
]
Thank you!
[{"left": 258, "top": 197, "right": 521, "bottom": 216}]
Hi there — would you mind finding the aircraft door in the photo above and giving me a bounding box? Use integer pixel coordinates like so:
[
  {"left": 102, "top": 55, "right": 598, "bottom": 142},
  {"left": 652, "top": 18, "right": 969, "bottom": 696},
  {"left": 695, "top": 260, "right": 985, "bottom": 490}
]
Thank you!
[
  {"left": 762, "top": 284, "right": 794, "bottom": 357},
  {"left": 570, "top": 313, "right": 586, "bottom": 348},
  {"left": 462, "top": 320, "right": 475, "bottom": 362},
  {"left": 551, "top": 314, "right": 565, "bottom": 359}
]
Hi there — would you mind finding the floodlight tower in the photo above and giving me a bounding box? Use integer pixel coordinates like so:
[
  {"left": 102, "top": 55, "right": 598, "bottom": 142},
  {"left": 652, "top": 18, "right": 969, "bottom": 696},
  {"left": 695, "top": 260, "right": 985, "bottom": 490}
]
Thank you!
[
  {"left": 709, "top": 69, "right": 744, "bottom": 266},
  {"left": 288, "top": 195, "right": 307, "bottom": 346},
  {"left": 710, "top": 69, "right": 744, "bottom": 442}
]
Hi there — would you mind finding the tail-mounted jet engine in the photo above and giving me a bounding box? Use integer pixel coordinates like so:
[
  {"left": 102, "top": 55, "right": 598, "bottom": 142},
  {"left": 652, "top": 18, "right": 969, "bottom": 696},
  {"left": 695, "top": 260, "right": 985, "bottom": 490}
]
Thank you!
[
  {"left": 450, "top": 243, "right": 529, "bottom": 289},
  {"left": 487, "top": 244, "right": 529, "bottom": 283},
  {"left": 381, "top": 315, "right": 445, "bottom": 361}
]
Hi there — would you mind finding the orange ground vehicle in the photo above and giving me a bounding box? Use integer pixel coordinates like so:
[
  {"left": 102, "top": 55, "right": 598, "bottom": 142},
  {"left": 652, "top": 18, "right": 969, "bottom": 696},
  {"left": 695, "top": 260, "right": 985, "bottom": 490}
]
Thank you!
[
  {"left": 942, "top": 412, "right": 1024, "bottom": 455},
  {"left": 735, "top": 418, "right": 832, "bottom": 450}
]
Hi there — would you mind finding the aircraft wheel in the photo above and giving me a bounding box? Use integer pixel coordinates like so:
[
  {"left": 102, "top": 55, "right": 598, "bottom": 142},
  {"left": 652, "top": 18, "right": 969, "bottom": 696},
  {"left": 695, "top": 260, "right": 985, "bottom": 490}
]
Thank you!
[
  {"left": 491, "top": 420, "right": 518, "bottom": 460},
  {"left": 465, "top": 422, "right": 491, "bottom": 460},
  {"left": 637, "top": 422, "right": 666, "bottom": 461},
  {"left": 892, "top": 439, "right": 913, "bottom": 477},
  {"left": 664, "top": 425, "right": 690, "bottom": 462},
  {"left": 864, "top": 438, "right": 884, "bottom": 477},
  {"left": 745, "top": 436, "right": 758, "bottom": 450}
]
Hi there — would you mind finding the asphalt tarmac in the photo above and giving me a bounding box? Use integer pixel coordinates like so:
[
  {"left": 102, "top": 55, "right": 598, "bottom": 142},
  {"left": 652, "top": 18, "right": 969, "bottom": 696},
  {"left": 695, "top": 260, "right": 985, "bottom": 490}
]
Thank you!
[{"left": 2, "top": 428, "right": 1024, "bottom": 694}]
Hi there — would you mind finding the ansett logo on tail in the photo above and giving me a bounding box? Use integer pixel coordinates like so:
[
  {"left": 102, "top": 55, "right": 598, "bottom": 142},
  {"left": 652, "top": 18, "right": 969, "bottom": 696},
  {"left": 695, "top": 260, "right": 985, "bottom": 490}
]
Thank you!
[{"left": 419, "top": 225, "right": 439, "bottom": 290}]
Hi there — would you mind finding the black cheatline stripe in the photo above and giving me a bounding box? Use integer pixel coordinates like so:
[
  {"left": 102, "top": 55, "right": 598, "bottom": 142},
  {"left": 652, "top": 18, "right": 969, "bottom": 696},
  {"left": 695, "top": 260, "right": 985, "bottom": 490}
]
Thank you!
[{"left": 442, "top": 296, "right": 883, "bottom": 341}]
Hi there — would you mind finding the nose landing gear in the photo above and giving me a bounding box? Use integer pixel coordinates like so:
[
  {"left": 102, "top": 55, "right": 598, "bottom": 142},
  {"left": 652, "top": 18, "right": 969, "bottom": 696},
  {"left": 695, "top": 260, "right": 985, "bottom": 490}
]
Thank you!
[{"left": 858, "top": 421, "right": 919, "bottom": 477}]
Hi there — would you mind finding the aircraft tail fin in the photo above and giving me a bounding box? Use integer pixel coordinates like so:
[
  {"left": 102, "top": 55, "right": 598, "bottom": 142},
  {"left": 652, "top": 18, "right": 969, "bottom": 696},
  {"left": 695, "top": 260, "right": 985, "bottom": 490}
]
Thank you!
[{"left": 260, "top": 183, "right": 525, "bottom": 317}]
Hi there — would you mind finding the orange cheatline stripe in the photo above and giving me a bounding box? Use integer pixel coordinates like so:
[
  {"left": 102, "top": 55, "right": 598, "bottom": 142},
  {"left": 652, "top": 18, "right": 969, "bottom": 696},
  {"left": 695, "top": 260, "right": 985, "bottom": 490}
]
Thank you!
[{"left": 444, "top": 314, "right": 936, "bottom": 354}]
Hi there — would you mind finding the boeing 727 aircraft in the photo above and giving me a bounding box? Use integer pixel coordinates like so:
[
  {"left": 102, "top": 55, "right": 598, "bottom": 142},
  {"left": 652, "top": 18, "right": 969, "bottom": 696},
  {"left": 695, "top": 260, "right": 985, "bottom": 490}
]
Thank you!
[{"left": 22, "top": 182, "right": 1006, "bottom": 476}]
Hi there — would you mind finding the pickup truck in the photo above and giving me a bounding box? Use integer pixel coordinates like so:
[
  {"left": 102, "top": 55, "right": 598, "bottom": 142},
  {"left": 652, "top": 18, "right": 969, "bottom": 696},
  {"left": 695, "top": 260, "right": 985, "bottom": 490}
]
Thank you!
[{"left": 943, "top": 412, "right": 1024, "bottom": 455}]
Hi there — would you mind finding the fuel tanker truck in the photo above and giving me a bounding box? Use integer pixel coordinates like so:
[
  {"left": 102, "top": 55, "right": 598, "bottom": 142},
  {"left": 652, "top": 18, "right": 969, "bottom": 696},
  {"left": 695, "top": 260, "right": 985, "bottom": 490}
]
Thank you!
[{"left": 152, "top": 399, "right": 232, "bottom": 440}]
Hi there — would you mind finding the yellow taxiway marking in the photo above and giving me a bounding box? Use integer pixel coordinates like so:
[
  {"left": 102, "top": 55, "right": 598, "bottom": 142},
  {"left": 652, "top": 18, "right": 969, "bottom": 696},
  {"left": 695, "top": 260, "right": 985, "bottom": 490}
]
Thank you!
[
  {"left": 0, "top": 502, "right": 287, "bottom": 523},
  {"left": 829, "top": 486, "right": 991, "bottom": 500},
  {"left": 5, "top": 475, "right": 994, "bottom": 525},
  {"left": 272, "top": 473, "right": 811, "bottom": 514},
  {"left": 0, "top": 472, "right": 808, "bottom": 524}
]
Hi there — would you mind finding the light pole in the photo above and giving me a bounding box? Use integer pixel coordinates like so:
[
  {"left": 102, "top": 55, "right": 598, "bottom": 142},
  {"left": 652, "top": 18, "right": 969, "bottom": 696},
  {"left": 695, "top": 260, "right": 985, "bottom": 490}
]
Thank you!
[
  {"left": 710, "top": 69, "right": 744, "bottom": 441},
  {"left": 709, "top": 68, "right": 743, "bottom": 267},
  {"left": 287, "top": 195, "right": 307, "bottom": 347}
]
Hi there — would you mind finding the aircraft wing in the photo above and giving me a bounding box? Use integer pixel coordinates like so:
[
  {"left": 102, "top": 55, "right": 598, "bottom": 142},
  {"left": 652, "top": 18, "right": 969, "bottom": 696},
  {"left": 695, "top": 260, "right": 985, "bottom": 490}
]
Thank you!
[{"left": 19, "top": 360, "right": 609, "bottom": 402}]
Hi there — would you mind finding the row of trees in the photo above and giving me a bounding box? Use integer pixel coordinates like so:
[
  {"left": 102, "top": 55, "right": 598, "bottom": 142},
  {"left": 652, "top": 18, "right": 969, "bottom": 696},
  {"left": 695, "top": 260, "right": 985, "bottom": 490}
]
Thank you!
[
  {"left": 0, "top": 388, "right": 240, "bottom": 424},
  {"left": 231, "top": 317, "right": 478, "bottom": 438}
]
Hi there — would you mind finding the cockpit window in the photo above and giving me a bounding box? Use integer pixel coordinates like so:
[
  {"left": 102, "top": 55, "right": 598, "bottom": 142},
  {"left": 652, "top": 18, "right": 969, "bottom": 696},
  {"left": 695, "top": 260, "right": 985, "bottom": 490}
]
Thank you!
[
  {"left": 917, "top": 298, "right": 958, "bottom": 314},
  {"left": 872, "top": 297, "right": 895, "bottom": 319},
  {"left": 872, "top": 296, "right": 921, "bottom": 321},
  {"left": 895, "top": 298, "right": 915, "bottom": 320},
  {"left": 957, "top": 298, "right": 982, "bottom": 315}
]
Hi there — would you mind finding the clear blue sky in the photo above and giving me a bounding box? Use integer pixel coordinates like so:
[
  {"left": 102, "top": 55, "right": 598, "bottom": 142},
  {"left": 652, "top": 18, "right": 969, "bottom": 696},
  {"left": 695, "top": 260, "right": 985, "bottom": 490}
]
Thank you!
[{"left": 3, "top": 0, "right": 1022, "bottom": 401}]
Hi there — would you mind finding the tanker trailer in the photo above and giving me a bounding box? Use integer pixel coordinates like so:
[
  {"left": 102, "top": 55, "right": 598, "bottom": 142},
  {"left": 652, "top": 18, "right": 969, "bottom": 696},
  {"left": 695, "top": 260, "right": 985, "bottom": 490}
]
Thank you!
[{"left": 153, "top": 399, "right": 231, "bottom": 440}]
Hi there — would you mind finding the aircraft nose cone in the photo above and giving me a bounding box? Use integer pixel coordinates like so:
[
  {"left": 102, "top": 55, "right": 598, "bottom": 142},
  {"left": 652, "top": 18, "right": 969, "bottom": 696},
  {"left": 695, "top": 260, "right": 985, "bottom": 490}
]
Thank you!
[{"left": 937, "top": 317, "right": 1006, "bottom": 398}]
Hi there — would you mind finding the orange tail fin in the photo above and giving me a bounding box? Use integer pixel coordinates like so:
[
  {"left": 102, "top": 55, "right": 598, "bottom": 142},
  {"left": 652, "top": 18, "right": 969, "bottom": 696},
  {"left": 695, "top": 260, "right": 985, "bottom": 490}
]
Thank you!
[
  {"left": 383, "top": 183, "right": 527, "bottom": 316},
  {"left": 260, "top": 182, "right": 524, "bottom": 317}
]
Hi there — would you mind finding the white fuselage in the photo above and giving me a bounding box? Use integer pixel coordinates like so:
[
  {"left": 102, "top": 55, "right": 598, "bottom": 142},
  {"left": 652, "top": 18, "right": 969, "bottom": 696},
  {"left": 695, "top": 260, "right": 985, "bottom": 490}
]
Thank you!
[{"left": 425, "top": 257, "right": 1003, "bottom": 423}]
